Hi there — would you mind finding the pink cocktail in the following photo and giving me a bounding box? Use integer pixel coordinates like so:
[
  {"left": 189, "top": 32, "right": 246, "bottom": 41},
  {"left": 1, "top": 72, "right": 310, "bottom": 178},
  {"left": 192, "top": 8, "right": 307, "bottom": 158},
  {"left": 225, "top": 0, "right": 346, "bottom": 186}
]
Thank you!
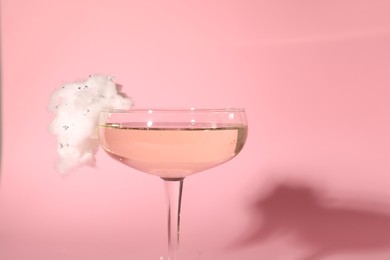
[{"left": 98, "top": 108, "right": 248, "bottom": 260}]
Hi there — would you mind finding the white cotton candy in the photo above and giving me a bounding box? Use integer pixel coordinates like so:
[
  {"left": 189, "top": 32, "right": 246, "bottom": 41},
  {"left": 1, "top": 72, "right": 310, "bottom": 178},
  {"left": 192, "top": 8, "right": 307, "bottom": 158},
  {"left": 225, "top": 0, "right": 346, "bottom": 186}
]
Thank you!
[{"left": 48, "top": 75, "right": 133, "bottom": 174}]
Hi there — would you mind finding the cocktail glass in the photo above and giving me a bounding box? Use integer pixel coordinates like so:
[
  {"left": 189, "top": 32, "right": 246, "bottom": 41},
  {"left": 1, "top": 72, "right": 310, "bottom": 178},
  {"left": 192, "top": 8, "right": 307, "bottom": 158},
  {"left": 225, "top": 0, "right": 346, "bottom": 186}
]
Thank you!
[{"left": 98, "top": 108, "right": 248, "bottom": 260}]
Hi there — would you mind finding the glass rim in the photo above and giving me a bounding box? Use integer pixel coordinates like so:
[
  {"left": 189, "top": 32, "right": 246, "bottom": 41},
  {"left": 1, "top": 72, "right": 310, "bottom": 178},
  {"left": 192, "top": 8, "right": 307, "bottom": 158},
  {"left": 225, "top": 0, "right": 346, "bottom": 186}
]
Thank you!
[{"left": 101, "top": 107, "right": 246, "bottom": 113}]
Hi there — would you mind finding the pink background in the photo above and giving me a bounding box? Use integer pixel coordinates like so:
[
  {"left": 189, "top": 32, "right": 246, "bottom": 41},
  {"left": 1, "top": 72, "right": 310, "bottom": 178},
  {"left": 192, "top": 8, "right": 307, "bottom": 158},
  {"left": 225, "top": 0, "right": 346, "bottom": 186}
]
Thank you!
[{"left": 1, "top": 0, "right": 390, "bottom": 259}]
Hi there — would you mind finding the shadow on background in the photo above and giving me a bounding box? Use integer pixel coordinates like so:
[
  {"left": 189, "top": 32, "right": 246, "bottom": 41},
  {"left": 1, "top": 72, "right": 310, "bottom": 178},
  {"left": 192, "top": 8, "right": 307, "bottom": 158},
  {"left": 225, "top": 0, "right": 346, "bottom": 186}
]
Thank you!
[{"left": 233, "top": 180, "right": 390, "bottom": 260}]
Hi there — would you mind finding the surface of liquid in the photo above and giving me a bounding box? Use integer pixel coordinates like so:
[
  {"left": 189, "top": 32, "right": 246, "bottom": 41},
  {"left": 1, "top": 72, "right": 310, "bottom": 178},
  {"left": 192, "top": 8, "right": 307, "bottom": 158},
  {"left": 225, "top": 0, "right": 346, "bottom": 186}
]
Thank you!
[{"left": 98, "top": 123, "right": 248, "bottom": 179}]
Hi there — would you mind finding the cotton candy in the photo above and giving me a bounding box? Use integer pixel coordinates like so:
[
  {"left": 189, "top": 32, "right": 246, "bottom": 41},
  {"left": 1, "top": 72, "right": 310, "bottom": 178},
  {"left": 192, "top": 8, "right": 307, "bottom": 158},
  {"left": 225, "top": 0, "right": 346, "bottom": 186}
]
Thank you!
[{"left": 48, "top": 75, "right": 133, "bottom": 174}]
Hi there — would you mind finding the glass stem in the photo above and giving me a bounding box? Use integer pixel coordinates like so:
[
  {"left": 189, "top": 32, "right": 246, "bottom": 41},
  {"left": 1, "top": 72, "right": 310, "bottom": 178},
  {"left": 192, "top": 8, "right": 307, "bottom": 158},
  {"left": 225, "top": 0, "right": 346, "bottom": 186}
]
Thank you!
[{"left": 163, "top": 178, "right": 184, "bottom": 260}]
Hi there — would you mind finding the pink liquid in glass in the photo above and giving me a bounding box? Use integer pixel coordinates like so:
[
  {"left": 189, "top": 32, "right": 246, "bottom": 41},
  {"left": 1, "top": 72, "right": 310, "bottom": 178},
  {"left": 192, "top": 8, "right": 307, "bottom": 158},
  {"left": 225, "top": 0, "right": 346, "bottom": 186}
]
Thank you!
[{"left": 98, "top": 123, "right": 248, "bottom": 179}]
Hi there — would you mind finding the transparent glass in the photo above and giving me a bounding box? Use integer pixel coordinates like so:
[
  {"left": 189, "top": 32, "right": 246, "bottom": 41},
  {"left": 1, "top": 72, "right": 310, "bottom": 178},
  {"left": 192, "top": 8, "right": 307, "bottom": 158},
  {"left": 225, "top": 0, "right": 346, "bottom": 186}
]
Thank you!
[{"left": 98, "top": 108, "right": 248, "bottom": 260}]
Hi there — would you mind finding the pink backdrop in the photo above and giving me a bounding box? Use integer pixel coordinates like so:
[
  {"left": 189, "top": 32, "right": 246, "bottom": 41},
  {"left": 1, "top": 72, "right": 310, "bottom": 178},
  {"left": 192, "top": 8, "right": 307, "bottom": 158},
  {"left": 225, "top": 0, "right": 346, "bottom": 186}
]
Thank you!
[{"left": 1, "top": 1, "right": 390, "bottom": 259}]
